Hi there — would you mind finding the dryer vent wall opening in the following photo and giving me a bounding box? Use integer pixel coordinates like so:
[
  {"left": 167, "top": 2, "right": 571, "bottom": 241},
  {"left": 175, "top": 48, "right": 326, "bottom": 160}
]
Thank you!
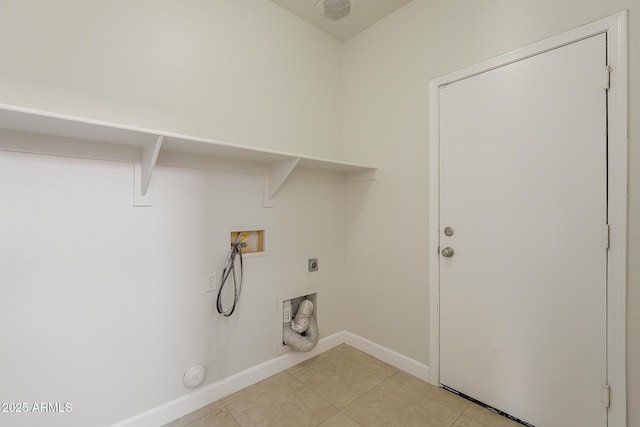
[{"left": 278, "top": 291, "right": 318, "bottom": 354}]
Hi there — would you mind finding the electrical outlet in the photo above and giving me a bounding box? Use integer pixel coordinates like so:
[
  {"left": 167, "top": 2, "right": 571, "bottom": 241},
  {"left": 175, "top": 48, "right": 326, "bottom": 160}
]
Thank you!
[
  {"left": 207, "top": 275, "right": 217, "bottom": 292},
  {"left": 283, "top": 300, "right": 292, "bottom": 323}
]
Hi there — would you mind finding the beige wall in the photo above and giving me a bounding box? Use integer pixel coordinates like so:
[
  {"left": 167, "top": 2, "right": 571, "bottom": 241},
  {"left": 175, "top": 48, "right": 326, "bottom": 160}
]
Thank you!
[
  {"left": 0, "top": 1, "right": 346, "bottom": 426},
  {"left": 1, "top": 0, "right": 638, "bottom": 424},
  {"left": 342, "top": 0, "right": 639, "bottom": 423},
  {"left": 0, "top": 0, "right": 343, "bottom": 159}
]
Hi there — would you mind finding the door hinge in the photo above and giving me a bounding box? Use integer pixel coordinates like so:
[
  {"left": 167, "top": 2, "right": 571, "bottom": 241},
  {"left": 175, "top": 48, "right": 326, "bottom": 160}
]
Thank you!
[
  {"left": 605, "top": 224, "right": 610, "bottom": 250},
  {"left": 603, "top": 65, "right": 612, "bottom": 90},
  {"left": 603, "top": 383, "right": 611, "bottom": 408}
]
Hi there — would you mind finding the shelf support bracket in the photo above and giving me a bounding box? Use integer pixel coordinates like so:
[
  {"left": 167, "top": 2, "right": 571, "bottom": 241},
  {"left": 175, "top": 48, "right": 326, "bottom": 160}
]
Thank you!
[
  {"left": 263, "top": 157, "right": 300, "bottom": 208},
  {"left": 347, "top": 168, "right": 378, "bottom": 182},
  {"left": 134, "top": 135, "right": 164, "bottom": 207}
]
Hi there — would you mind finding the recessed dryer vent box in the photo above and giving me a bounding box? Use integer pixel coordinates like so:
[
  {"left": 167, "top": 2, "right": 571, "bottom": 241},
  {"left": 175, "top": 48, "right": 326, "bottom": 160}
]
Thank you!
[
  {"left": 230, "top": 228, "right": 265, "bottom": 256},
  {"left": 277, "top": 288, "right": 318, "bottom": 355}
]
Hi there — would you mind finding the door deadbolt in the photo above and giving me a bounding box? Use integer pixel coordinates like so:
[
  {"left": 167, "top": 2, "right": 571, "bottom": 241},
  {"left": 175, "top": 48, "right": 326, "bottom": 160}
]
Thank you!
[
  {"left": 444, "top": 227, "right": 454, "bottom": 236},
  {"left": 441, "top": 247, "right": 454, "bottom": 258}
]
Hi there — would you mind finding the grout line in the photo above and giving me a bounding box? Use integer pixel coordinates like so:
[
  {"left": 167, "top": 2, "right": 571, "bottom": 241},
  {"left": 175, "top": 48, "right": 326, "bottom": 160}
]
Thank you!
[
  {"left": 295, "top": 346, "right": 386, "bottom": 412},
  {"left": 450, "top": 412, "right": 463, "bottom": 427},
  {"left": 339, "top": 410, "right": 363, "bottom": 427},
  {"left": 225, "top": 407, "right": 242, "bottom": 427}
]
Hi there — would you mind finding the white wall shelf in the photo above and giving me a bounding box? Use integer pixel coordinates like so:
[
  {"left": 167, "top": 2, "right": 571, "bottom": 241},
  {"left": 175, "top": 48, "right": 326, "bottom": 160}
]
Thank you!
[{"left": 0, "top": 104, "right": 377, "bottom": 206}]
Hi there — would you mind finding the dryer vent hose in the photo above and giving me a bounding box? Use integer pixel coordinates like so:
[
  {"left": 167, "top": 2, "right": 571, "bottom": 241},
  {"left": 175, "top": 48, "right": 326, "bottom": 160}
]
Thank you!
[{"left": 283, "top": 299, "right": 318, "bottom": 352}]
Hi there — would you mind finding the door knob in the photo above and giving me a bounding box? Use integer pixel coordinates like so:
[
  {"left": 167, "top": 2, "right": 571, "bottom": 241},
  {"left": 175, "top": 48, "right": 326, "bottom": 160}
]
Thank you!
[{"left": 441, "top": 247, "right": 454, "bottom": 258}]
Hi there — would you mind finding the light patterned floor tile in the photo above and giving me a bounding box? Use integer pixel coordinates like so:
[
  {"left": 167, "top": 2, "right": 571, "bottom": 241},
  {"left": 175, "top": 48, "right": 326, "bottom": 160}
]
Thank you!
[
  {"left": 286, "top": 346, "right": 342, "bottom": 376},
  {"left": 286, "top": 355, "right": 324, "bottom": 376},
  {"left": 340, "top": 346, "right": 399, "bottom": 377},
  {"left": 226, "top": 375, "right": 338, "bottom": 427},
  {"left": 463, "top": 403, "right": 523, "bottom": 427},
  {"left": 173, "top": 348, "right": 494, "bottom": 427},
  {"left": 161, "top": 400, "right": 224, "bottom": 427},
  {"left": 452, "top": 415, "right": 485, "bottom": 427},
  {"left": 342, "top": 379, "right": 459, "bottom": 427},
  {"left": 430, "top": 387, "right": 471, "bottom": 414},
  {"left": 184, "top": 408, "right": 241, "bottom": 427},
  {"left": 292, "top": 351, "right": 387, "bottom": 409},
  {"left": 317, "top": 411, "right": 362, "bottom": 427},
  {"left": 219, "top": 371, "right": 290, "bottom": 406},
  {"left": 389, "top": 371, "right": 470, "bottom": 414},
  {"left": 390, "top": 370, "right": 438, "bottom": 397}
]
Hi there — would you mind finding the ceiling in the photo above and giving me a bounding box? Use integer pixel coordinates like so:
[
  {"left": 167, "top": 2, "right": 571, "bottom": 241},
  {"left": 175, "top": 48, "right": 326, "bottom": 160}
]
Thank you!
[{"left": 270, "top": 0, "right": 413, "bottom": 41}]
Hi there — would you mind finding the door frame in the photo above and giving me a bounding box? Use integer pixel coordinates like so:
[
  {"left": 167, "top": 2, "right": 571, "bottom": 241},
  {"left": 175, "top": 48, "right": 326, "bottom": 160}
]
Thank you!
[{"left": 428, "top": 11, "right": 628, "bottom": 425}]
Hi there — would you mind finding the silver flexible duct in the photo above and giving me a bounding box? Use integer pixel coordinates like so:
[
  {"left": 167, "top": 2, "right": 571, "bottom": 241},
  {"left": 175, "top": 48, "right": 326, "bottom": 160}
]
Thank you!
[
  {"left": 291, "top": 299, "right": 313, "bottom": 333},
  {"left": 283, "top": 300, "right": 319, "bottom": 352}
]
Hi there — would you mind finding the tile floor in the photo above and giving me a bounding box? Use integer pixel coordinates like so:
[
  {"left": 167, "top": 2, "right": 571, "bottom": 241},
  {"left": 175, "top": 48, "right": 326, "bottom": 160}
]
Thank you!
[{"left": 162, "top": 344, "right": 522, "bottom": 427}]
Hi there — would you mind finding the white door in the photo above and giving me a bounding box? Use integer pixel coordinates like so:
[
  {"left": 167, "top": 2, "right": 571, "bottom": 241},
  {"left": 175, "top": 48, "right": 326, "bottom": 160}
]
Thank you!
[{"left": 439, "top": 34, "right": 607, "bottom": 426}]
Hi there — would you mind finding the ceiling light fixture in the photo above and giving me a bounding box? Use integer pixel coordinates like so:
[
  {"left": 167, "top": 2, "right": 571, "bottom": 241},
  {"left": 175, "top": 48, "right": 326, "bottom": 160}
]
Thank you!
[{"left": 315, "top": 0, "right": 357, "bottom": 21}]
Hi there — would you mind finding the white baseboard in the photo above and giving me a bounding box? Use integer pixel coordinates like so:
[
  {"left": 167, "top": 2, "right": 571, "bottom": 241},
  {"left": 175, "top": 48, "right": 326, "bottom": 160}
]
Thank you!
[
  {"left": 342, "top": 331, "right": 430, "bottom": 382},
  {"left": 110, "top": 331, "right": 429, "bottom": 427},
  {"left": 110, "top": 332, "right": 344, "bottom": 427}
]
